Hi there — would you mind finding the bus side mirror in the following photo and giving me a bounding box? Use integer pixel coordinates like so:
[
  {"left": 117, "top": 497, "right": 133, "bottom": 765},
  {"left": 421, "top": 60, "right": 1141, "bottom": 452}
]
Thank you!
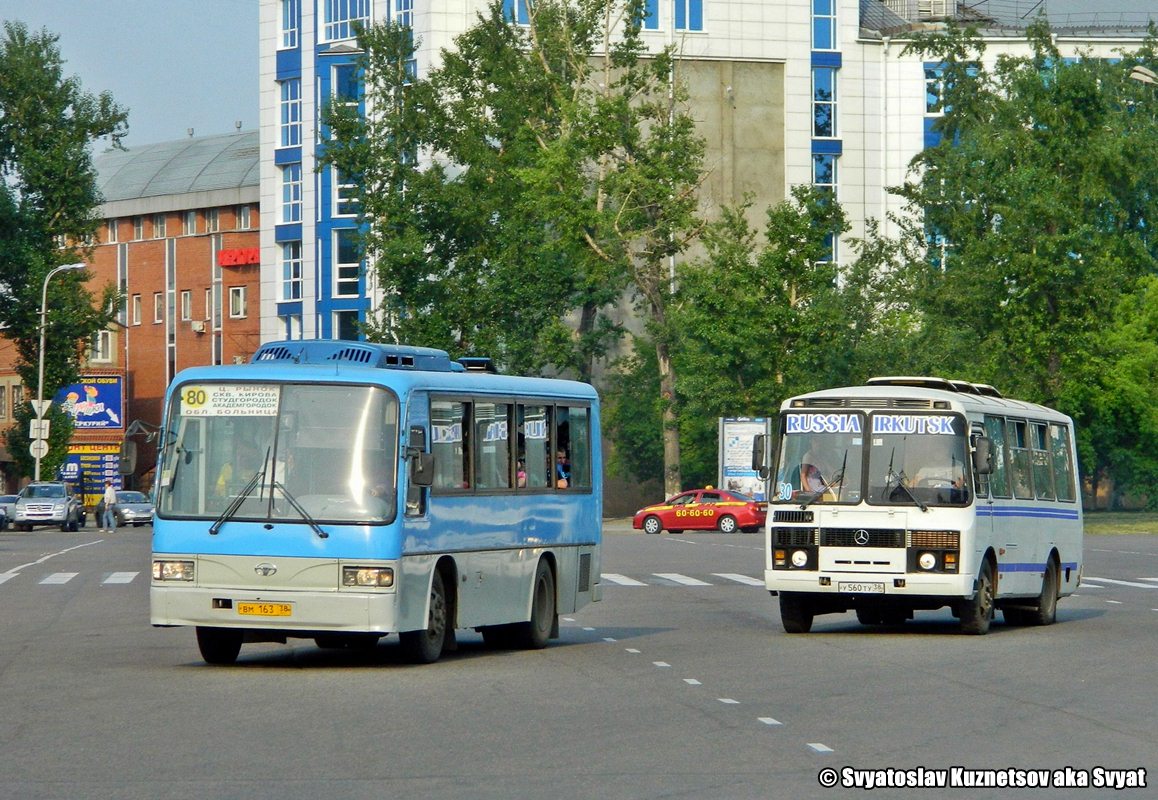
[
  {"left": 752, "top": 433, "right": 771, "bottom": 479},
  {"left": 407, "top": 426, "right": 434, "bottom": 487},
  {"left": 119, "top": 440, "right": 138, "bottom": 474},
  {"left": 972, "top": 436, "right": 993, "bottom": 475}
]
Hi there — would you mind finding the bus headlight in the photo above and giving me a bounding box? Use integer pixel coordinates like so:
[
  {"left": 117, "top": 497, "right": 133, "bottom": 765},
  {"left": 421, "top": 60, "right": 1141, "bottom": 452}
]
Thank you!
[
  {"left": 791, "top": 550, "right": 809, "bottom": 568},
  {"left": 918, "top": 552, "right": 937, "bottom": 571},
  {"left": 342, "top": 566, "right": 394, "bottom": 588},
  {"left": 153, "top": 560, "right": 195, "bottom": 581}
]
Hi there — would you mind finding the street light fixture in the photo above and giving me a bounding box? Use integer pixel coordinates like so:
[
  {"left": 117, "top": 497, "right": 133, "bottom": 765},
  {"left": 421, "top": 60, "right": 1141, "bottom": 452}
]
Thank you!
[
  {"left": 1129, "top": 65, "right": 1157, "bottom": 86},
  {"left": 34, "top": 262, "right": 86, "bottom": 481}
]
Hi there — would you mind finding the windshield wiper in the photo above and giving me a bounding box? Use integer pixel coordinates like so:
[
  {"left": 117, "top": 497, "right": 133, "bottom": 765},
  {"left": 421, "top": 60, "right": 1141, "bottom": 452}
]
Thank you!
[
  {"left": 800, "top": 449, "right": 848, "bottom": 510},
  {"left": 883, "top": 448, "right": 928, "bottom": 512},
  {"left": 272, "top": 480, "right": 328, "bottom": 539},
  {"left": 209, "top": 467, "right": 266, "bottom": 535}
]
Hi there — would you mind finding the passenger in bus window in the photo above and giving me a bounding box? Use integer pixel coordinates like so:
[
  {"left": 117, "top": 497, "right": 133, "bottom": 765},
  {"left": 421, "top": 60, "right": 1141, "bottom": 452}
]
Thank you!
[
  {"left": 556, "top": 449, "right": 571, "bottom": 488},
  {"left": 516, "top": 458, "right": 527, "bottom": 488}
]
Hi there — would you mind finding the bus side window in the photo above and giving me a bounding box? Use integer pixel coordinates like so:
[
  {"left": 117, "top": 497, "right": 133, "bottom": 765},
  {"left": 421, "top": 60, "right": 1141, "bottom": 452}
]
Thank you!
[
  {"left": 1007, "top": 419, "right": 1034, "bottom": 499},
  {"left": 983, "top": 415, "right": 1010, "bottom": 498},
  {"left": 1050, "top": 424, "right": 1077, "bottom": 502},
  {"left": 1031, "top": 422, "right": 1055, "bottom": 500},
  {"left": 432, "top": 399, "right": 471, "bottom": 491},
  {"left": 558, "top": 405, "right": 592, "bottom": 490}
]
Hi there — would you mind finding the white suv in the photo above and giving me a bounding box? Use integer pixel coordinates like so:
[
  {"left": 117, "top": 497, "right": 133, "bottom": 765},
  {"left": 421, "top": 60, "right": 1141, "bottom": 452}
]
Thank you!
[{"left": 12, "top": 482, "right": 85, "bottom": 532}]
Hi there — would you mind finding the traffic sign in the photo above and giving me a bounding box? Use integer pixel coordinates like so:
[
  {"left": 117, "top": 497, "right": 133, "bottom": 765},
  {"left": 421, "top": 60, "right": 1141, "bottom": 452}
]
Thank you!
[
  {"left": 29, "top": 399, "right": 51, "bottom": 418},
  {"left": 29, "top": 440, "right": 49, "bottom": 459},
  {"left": 29, "top": 419, "right": 50, "bottom": 440}
]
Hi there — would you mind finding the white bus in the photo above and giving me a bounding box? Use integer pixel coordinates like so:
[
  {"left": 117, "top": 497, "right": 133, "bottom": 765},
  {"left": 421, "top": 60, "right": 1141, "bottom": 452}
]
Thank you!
[{"left": 754, "top": 377, "right": 1083, "bottom": 635}]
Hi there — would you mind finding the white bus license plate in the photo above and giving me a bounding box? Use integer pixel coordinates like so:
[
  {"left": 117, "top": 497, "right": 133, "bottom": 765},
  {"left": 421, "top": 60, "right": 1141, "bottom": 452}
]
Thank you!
[{"left": 838, "top": 582, "right": 885, "bottom": 594}]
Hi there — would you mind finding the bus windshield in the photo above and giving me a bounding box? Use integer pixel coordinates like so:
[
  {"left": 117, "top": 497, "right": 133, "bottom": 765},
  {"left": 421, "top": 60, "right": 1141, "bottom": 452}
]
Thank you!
[
  {"left": 157, "top": 383, "right": 399, "bottom": 524},
  {"left": 771, "top": 411, "right": 971, "bottom": 508}
]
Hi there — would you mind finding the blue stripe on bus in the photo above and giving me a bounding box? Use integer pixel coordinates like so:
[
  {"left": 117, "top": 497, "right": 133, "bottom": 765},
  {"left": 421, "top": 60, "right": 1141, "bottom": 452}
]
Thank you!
[
  {"left": 999, "top": 561, "right": 1080, "bottom": 573},
  {"left": 977, "top": 506, "right": 1080, "bottom": 520}
]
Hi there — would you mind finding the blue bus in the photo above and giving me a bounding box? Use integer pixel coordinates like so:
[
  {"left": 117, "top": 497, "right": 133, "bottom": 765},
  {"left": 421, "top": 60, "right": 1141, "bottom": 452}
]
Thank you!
[{"left": 151, "top": 340, "right": 602, "bottom": 664}]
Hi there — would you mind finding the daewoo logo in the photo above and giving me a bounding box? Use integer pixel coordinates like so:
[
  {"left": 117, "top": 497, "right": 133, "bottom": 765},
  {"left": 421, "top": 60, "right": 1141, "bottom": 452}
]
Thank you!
[
  {"left": 854, "top": 530, "right": 871, "bottom": 546},
  {"left": 254, "top": 563, "right": 278, "bottom": 577}
]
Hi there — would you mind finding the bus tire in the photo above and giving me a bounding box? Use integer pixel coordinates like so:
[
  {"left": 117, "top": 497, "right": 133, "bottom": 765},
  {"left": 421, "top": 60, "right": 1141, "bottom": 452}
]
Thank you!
[
  {"left": 400, "top": 570, "right": 448, "bottom": 664},
  {"left": 512, "top": 560, "right": 555, "bottom": 649},
  {"left": 780, "top": 592, "right": 814, "bottom": 634},
  {"left": 958, "top": 559, "right": 995, "bottom": 635},
  {"left": 1022, "top": 557, "right": 1059, "bottom": 626},
  {"left": 717, "top": 515, "right": 738, "bottom": 534},
  {"left": 643, "top": 516, "right": 662, "bottom": 535},
  {"left": 196, "top": 626, "right": 243, "bottom": 665}
]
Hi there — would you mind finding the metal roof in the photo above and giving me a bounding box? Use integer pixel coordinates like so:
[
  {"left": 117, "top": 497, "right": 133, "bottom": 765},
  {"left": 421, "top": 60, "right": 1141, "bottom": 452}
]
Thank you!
[{"left": 94, "top": 130, "right": 259, "bottom": 203}]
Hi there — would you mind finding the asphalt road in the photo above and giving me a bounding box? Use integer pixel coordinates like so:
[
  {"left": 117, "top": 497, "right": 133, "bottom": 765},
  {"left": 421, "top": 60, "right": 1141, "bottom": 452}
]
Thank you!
[{"left": 0, "top": 522, "right": 1154, "bottom": 799}]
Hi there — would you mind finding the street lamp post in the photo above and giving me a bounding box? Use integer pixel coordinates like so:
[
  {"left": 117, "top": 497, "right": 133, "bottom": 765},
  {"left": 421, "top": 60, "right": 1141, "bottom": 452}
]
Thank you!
[{"left": 34, "top": 262, "right": 86, "bottom": 481}]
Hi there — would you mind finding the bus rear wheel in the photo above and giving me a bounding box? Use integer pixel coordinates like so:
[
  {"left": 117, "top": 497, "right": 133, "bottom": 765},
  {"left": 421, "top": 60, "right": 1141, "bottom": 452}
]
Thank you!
[
  {"left": 958, "top": 559, "right": 995, "bottom": 635},
  {"left": 511, "top": 560, "right": 556, "bottom": 649},
  {"left": 196, "top": 626, "right": 243, "bottom": 665},
  {"left": 779, "top": 592, "right": 814, "bottom": 634},
  {"left": 400, "top": 570, "right": 448, "bottom": 664}
]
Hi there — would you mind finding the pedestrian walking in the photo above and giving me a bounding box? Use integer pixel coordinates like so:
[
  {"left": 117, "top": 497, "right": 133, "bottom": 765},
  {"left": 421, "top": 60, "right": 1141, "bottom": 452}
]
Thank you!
[{"left": 101, "top": 480, "right": 117, "bottom": 532}]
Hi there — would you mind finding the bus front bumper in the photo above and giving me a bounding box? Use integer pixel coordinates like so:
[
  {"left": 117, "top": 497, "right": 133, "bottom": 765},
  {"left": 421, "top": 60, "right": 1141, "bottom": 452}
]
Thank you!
[{"left": 151, "top": 585, "right": 400, "bottom": 633}]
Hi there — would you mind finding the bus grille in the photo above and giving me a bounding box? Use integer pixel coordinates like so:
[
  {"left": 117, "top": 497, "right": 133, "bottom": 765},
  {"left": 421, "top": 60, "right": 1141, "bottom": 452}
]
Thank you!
[
  {"left": 772, "top": 527, "right": 817, "bottom": 547},
  {"left": 773, "top": 510, "right": 814, "bottom": 523},
  {"left": 909, "top": 530, "right": 960, "bottom": 549},
  {"left": 797, "top": 398, "right": 935, "bottom": 409},
  {"left": 821, "top": 528, "right": 905, "bottom": 548}
]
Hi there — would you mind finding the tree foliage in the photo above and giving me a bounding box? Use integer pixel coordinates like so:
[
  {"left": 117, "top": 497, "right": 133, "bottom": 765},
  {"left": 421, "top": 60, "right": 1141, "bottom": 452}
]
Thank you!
[
  {"left": 0, "top": 21, "right": 126, "bottom": 480},
  {"left": 894, "top": 21, "right": 1158, "bottom": 502}
]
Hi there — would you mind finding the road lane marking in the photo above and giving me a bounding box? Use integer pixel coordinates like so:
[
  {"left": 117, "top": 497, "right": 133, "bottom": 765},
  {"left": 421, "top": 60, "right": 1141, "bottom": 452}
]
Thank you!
[
  {"left": 684, "top": 679, "right": 701, "bottom": 685},
  {"left": 808, "top": 743, "right": 834, "bottom": 753},
  {"left": 625, "top": 648, "right": 641, "bottom": 654},
  {"left": 602, "top": 573, "right": 646, "bottom": 586},
  {"left": 759, "top": 717, "right": 783, "bottom": 726},
  {"left": 718, "top": 698, "right": 740, "bottom": 705},
  {"left": 653, "top": 573, "right": 711, "bottom": 586},
  {"left": 1, "top": 540, "right": 102, "bottom": 580},
  {"left": 653, "top": 661, "right": 671, "bottom": 668},
  {"left": 103, "top": 572, "right": 138, "bottom": 584},
  {"left": 1082, "top": 576, "right": 1158, "bottom": 589},
  {"left": 713, "top": 573, "right": 764, "bottom": 586},
  {"left": 40, "top": 572, "right": 78, "bottom": 585}
]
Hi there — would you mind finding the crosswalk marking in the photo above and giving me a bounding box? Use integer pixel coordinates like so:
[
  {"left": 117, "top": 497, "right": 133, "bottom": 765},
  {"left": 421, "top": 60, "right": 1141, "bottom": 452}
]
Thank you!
[
  {"left": 0, "top": 574, "right": 15, "bottom": 585},
  {"left": 653, "top": 573, "right": 712, "bottom": 586},
  {"left": 40, "top": 572, "right": 78, "bottom": 585},
  {"left": 103, "top": 572, "right": 139, "bottom": 585},
  {"left": 713, "top": 572, "right": 765, "bottom": 586},
  {"left": 1082, "top": 576, "right": 1158, "bottom": 589},
  {"left": 602, "top": 573, "right": 646, "bottom": 586}
]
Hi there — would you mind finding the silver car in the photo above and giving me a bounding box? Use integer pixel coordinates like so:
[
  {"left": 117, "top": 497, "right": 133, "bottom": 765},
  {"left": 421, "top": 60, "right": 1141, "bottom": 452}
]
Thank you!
[
  {"left": 12, "top": 482, "right": 84, "bottom": 532},
  {"left": 100, "top": 490, "right": 155, "bottom": 527}
]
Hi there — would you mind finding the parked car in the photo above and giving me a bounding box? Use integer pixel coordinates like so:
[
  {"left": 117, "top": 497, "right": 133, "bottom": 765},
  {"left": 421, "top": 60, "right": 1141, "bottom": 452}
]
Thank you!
[
  {"left": 11, "top": 482, "right": 85, "bottom": 532},
  {"left": 0, "top": 494, "right": 17, "bottom": 531},
  {"left": 633, "top": 487, "right": 767, "bottom": 534},
  {"left": 96, "top": 490, "right": 155, "bottom": 527}
]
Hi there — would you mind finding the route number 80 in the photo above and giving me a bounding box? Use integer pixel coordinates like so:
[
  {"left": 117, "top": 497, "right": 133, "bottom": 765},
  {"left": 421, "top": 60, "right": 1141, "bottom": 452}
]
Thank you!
[{"left": 183, "top": 388, "right": 208, "bottom": 407}]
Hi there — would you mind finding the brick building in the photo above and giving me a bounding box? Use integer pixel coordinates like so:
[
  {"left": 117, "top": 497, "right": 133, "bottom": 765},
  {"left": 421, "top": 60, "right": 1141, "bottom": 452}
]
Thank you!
[{"left": 0, "top": 130, "right": 260, "bottom": 500}]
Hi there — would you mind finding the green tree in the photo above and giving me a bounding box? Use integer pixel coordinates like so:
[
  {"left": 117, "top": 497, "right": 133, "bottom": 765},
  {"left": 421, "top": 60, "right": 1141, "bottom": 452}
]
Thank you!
[
  {"left": 895, "top": 21, "right": 1158, "bottom": 493},
  {"left": 0, "top": 21, "right": 127, "bottom": 480},
  {"left": 324, "top": 1, "right": 706, "bottom": 496}
]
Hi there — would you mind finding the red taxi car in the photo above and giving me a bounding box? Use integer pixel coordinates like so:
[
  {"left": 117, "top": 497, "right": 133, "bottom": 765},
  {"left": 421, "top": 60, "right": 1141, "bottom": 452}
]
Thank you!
[{"left": 632, "top": 487, "right": 767, "bottom": 534}]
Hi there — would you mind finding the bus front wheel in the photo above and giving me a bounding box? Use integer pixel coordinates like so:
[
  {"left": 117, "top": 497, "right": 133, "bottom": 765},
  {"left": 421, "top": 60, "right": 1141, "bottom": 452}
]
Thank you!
[
  {"left": 196, "top": 626, "right": 243, "bottom": 665},
  {"left": 958, "top": 560, "right": 995, "bottom": 635},
  {"left": 400, "top": 570, "right": 448, "bottom": 664},
  {"left": 779, "top": 592, "right": 814, "bottom": 634}
]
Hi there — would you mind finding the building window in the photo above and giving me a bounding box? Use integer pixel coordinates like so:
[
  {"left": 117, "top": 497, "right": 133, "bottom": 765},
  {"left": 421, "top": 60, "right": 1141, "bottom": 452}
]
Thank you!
[
  {"left": 502, "top": 0, "right": 530, "bottom": 25},
  {"left": 0, "top": 383, "right": 7, "bottom": 419},
  {"left": 89, "top": 330, "right": 113, "bottom": 363},
  {"left": 281, "top": 164, "right": 303, "bottom": 223},
  {"left": 334, "top": 309, "right": 360, "bottom": 341},
  {"left": 182, "top": 210, "right": 197, "bottom": 236},
  {"left": 812, "top": 0, "right": 836, "bottom": 51},
  {"left": 925, "top": 65, "right": 944, "bottom": 114},
  {"left": 674, "top": 0, "right": 703, "bottom": 31},
  {"left": 206, "top": 208, "right": 219, "bottom": 233},
  {"left": 133, "top": 216, "right": 144, "bottom": 240},
  {"left": 322, "top": 0, "right": 370, "bottom": 42},
  {"left": 334, "top": 229, "right": 361, "bottom": 297},
  {"left": 813, "top": 67, "right": 837, "bottom": 137},
  {"left": 131, "top": 294, "right": 141, "bottom": 326},
  {"left": 395, "top": 0, "right": 414, "bottom": 27},
  {"left": 180, "top": 290, "right": 192, "bottom": 321},
  {"left": 238, "top": 205, "right": 252, "bottom": 229},
  {"left": 154, "top": 292, "right": 164, "bottom": 323},
  {"left": 281, "top": 241, "right": 303, "bottom": 300},
  {"left": 279, "top": 79, "right": 302, "bottom": 147},
  {"left": 106, "top": 219, "right": 119, "bottom": 244},
  {"left": 229, "top": 286, "right": 248, "bottom": 318},
  {"left": 205, "top": 288, "right": 212, "bottom": 320},
  {"left": 814, "top": 153, "right": 839, "bottom": 262},
  {"left": 279, "top": 0, "right": 299, "bottom": 49},
  {"left": 152, "top": 213, "right": 166, "bottom": 238},
  {"left": 334, "top": 168, "right": 359, "bottom": 217}
]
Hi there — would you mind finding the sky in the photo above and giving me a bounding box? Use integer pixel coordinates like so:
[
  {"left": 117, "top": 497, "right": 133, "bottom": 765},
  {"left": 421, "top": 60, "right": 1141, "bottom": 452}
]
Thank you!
[{"left": 0, "top": 1, "right": 1154, "bottom": 150}]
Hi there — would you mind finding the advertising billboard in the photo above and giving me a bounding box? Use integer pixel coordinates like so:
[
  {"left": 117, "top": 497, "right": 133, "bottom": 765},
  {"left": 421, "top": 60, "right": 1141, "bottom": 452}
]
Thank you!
[
  {"left": 55, "top": 376, "right": 124, "bottom": 430},
  {"left": 717, "top": 417, "right": 770, "bottom": 501}
]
